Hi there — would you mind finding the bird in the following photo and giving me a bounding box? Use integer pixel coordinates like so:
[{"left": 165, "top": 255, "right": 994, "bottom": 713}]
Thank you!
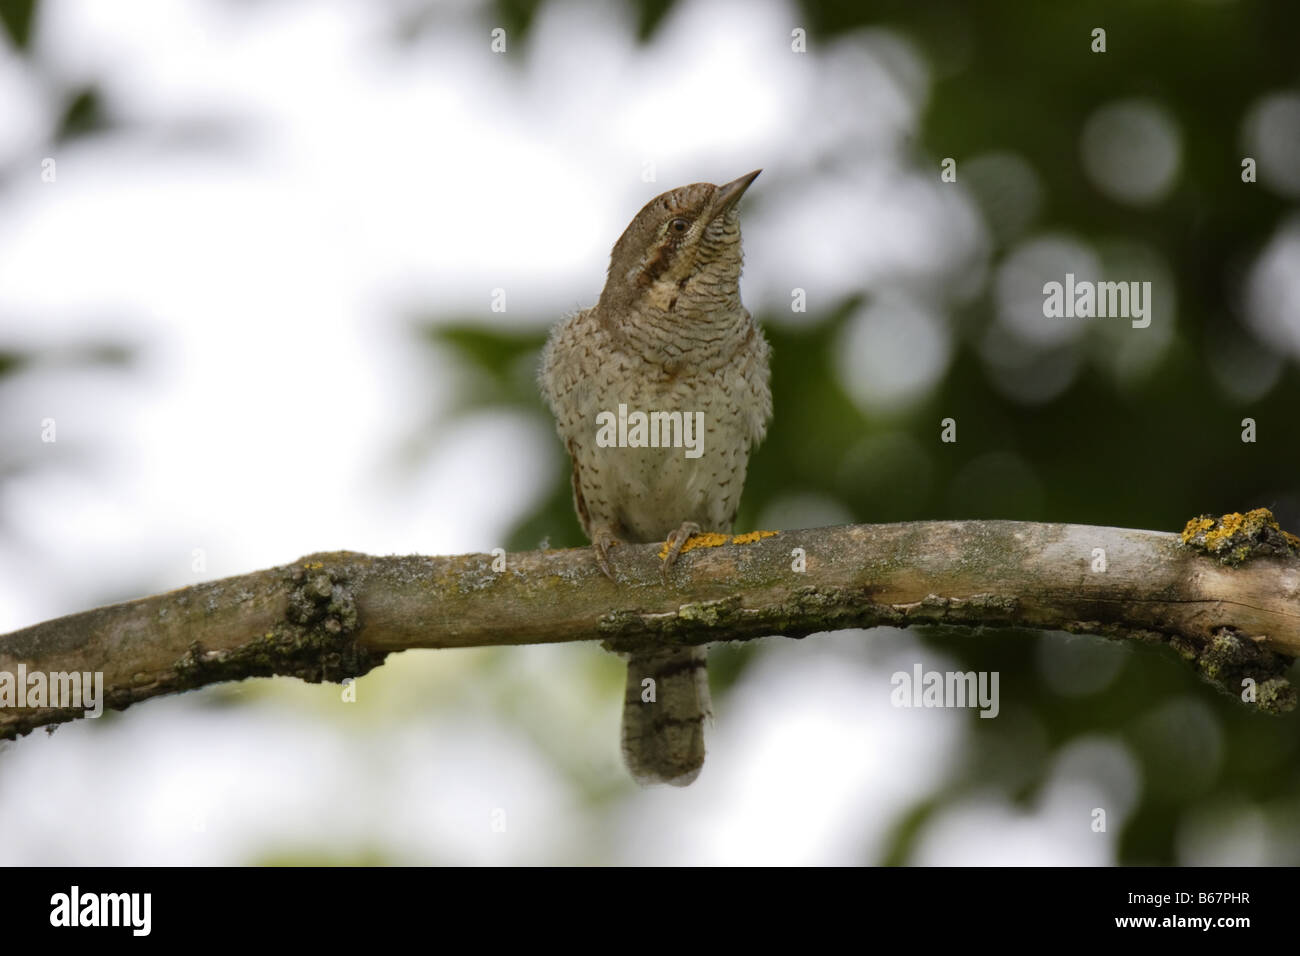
[{"left": 538, "top": 170, "right": 772, "bottom": 786}]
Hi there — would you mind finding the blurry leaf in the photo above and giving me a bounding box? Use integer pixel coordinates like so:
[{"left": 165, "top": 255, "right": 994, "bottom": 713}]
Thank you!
[
  {"left": 0, "top": 340, "right": 132, "bottom": 379},
  {"left": 0, "top": 0, "right": 37, "bottom": 50},
  {"left": 878, "top": 794, "right": 944, "bottom": 866},
  {"left": 705, "top": 641, "right": 760, "bottom": 697},
  {"left": 422, "top": 322, "right": 547, "bottom": 415},
  {"left": 491, "top": 0, "right": 543, "bottom": 47},
  {"left": 505, "top": 472, "right": 585, "bottom": 553},
  {"left": 0, "top": 350, "right": 29, "bottom": 378},
  {"left": 426, "top": 323, "right": 544, "bottom": 388},
  {"left": 74, "top": 342, "right": 134, "bottom": 366},
  {"left": 630, "top": 0, "right": 676, "bottom": 42},
  {"left": 56, "top": 86, "right": 108, "bottom": 141}
]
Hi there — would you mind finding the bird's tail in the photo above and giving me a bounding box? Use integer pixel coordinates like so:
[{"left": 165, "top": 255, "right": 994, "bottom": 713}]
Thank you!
[{"left": 621, "top": 645, "right": 711, "bottom": 786}]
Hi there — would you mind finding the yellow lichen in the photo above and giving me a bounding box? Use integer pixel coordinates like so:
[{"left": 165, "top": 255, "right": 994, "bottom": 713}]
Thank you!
[
  {"left": 1202, "top": 509, "right": 1278, "bottom": 552},
  {"left": 659, "top": 532, "right": 731, "bottom": 559},
  {"left": 657, "top": 530, "right": 780, "bottom": 559},
  {"left": 303, "top": 561, "right": 325, "bottom": 570},
  {"left": 1180, "top": 516, "right": 1215, "bottom": 544},
  {"left": 1181, "top": 508, "right": 1299, "bottom": 566},
  {"left": 730, "top": 530, "right": 779, "bottom": 545},
  {"left": 1203, "top": 513, "right": 1244, "bottom": 551}
]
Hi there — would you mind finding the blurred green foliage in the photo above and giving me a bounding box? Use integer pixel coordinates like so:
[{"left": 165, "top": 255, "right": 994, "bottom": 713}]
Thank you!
[
  {"left": 0, "top": 0, "right": 133, "bottom": 500},
  {"left": 444, "top": 0, "right": 1300, "bottom": 863},
  {"left": 0, "top": 0, "right": 37, "bottom": 49}
]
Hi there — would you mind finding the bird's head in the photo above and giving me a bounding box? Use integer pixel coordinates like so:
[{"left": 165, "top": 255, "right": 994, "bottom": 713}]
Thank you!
[{"left": 599, "top": 169, "right": 760, "bottom": 317}]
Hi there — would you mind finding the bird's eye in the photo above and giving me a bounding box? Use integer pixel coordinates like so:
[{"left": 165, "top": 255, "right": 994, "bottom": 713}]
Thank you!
[{"left": 670, "top": 218, "right": 689, "bottom": 233}]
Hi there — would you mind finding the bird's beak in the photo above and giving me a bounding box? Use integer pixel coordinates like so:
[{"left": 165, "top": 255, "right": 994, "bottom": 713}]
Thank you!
[{"left": 712, "top": 169, "right": 761, "bottom": 217}]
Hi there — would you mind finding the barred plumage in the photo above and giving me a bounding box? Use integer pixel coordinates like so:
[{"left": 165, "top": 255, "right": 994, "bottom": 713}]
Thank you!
[{"left": 539, "top": 171, "right": 771, "bottom": 786}]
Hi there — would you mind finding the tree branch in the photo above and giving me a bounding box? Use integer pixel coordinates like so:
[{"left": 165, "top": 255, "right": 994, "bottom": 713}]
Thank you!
[{"left": 3, "top": 514, "right": 1299, "bottom": 739}]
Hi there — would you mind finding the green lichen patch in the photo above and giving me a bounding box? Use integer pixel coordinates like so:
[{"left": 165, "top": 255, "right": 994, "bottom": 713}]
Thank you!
[
  {"left": 1255, "top": 678, "right": 1297, "bottom": 715},
  {"left": 677, "top": 595, "right": 744, "bottom": 626},
  {"left": 1195, "top": 627, "right": 1295, "bottom": 715},
  {"left": 1062, "top": 620, "right": 1294, "bottom": 715},
  {"left": 1180, "top": 508, "right": 1300, "bottom": 566},
  {"left": 902, "top": 592, "right": 1020, "bottom": 625}
]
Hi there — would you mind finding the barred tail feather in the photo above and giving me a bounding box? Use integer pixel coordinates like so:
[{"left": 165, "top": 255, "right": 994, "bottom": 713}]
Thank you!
[{"left": 621, "top": 646, "right": 711, "bottom": 786}]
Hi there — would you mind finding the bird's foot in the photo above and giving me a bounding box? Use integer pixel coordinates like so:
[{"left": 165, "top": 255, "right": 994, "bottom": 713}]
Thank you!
[
  {"left": 592, "top": 528, "right": 621, "bottom": 581},
  {"left": 660, "top": 521, "right": 701, "bottom": 583}
]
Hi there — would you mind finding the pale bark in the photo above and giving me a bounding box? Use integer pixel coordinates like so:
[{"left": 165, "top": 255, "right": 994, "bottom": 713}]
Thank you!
[{"left": 2, "top": 518, "right": 1298, "bottom": 739}]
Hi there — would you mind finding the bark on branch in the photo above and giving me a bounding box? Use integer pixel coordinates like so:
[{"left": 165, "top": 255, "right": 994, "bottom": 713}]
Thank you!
[{"left": 3, "top": 514, "right": 1299, "bottom": 740}]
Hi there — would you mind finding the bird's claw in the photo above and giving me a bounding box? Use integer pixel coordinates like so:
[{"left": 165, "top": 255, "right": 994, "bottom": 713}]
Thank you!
[
  {"left": 592, "top": 529, "right": 620, "bottom": 581},
  {"left": 660, "top": 521, "right": 701, "bottom": 583}
]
